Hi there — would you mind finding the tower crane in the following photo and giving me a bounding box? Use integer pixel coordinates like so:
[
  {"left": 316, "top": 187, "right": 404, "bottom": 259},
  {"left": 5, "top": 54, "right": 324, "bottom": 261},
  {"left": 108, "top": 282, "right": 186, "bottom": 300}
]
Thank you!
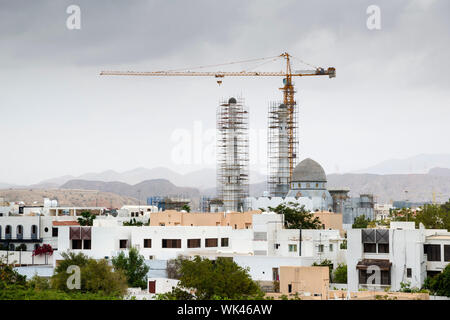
[{"left": 100, "top": 52, "right": 336, "bottom": 181}]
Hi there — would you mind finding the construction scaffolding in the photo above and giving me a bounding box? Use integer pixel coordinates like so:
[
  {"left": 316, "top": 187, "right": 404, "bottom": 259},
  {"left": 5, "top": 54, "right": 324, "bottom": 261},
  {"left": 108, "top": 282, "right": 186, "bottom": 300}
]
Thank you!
[
  {"left": 267, "top": 101, "right": 298, "bottom": 197},
  {"left": 216, "top": 97, "right": 249, "bottom": 212}
]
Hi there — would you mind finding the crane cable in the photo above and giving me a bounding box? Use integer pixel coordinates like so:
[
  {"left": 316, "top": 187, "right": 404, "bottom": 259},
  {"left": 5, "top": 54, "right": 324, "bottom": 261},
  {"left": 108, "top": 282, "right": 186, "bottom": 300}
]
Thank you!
[{"left": 162, "top": 55, "right": 281, "bottom": 72}]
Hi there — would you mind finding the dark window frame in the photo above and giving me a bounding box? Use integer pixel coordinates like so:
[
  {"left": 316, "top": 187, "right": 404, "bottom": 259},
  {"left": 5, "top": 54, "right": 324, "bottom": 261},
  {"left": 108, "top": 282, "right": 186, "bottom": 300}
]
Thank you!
[
  {"left": 119, "top": 239, "right": 128, "bottom": 249},
  {"left": 363, "top": 243, "right": 376, "bottom": 253},
  {"left": 424, "top": 244, "right": 441, "bottom": 261},
  {"left": 83, "top": 239, "right": 91, "bottom": 250},
  {"left": 187, "top": 239, "right": 201, "bottom": 248},
  {"left": 205, "top": 238, "right": 218, "bottom": 248},
  {"left": 162, "top": 239, "right": 181, "bottom": 248},
  {"left": 221, "top": 238, "right": 229, "bottom": 247},
  {"left": 444, "top": 245, "right": 450, "bottom": 262},
  {"left": 143, "top": 239, "right": 152, "bottom": 248},
  {"left": 72, "top": 239, "right": 82, "bottom": 249},
  {"left": 377, "top": 243, "right": 389, "bottom": 253}
]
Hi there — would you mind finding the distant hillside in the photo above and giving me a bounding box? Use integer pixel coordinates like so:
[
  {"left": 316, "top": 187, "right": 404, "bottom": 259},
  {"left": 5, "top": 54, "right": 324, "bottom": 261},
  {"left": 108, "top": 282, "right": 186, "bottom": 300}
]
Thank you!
[
  {"left": 428, "top": 167, "right": 450, "bottom": 177},
  {"left": 327, "top": 172, "right": 450, "bottom": 203},
  {"left": 38, "top": 167, "right": 266, "bottom": 190},
  {"left": 0, "top": 189, "right": 139, "bottom": 208},
  {"left": 202, "top": 170, "right": 450, "bottom": 204},
  {"left": 355, "top": 154, "right": 450, "bottom": 175},
  {"left": 61, "top": 179, "right": 200, "bottom": 202}
]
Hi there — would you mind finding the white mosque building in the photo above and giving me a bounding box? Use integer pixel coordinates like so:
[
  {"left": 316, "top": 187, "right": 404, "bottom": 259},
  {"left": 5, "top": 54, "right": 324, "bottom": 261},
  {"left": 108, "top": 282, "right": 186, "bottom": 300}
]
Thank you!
[
  {"left": 245, "top": 158, "right": 334, "bottom": 212},
  {"left": 245, "top": 158, "right": 374, "bottom": 226}
]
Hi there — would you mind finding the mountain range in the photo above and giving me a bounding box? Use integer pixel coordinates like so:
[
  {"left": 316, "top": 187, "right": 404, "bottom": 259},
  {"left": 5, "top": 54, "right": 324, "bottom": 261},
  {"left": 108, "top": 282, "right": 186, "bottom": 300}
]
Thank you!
[
  {"left": 34, "top": 167, "right": 266, "bottom": 190},
  {"left": 354, "top": 154, "right": 450, "bottom": 175},
  {"left": 1, "top": 154, "right": 450, "bottom": 205}
]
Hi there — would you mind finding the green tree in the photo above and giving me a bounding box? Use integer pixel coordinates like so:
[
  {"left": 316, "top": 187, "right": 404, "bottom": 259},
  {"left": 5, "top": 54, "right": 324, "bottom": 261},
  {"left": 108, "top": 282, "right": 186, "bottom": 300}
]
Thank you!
[
  {"left": 390, "top": 208, "right": 416, "bottom": 222},
  {"left": 181, "top": 204, "right": 191, "bottom": 212},
  {"left": 268, "top": 202, "right": 322, "bottom": 229},
  {"left": 15, "top": 244, "right": 27, "bottom": 251},
  {"left": 51, "top": 251, "right": 127, "bottom": 297},
  {"left": 415, "top": 204, "right": 450, "bottom": 231},
  {"left": 352, "top": 215, "right": 372, "bottom": 228},
  {"left": 0, "top": 258, "right": 27, "bottom": 290},
  {"left": 123, "top": 218, "right": 144, "bottom": 226},
  {"left": 77, "top": 211, "right": 96, "bottom": 226},
  {"left": 158, "top": 256, "right": 263, "bottom": 300},
  {"left": 112, "top": 247, "right": 149, "bottom": 289},
  {"left": 332, "top": 264, "right": 347, "bottom": 284},
  {"left": 422, "top": 264, "right": 450, "bottom": 297},
  {"left": 166, "top": 255, "right": 189, "bottom": 279}
]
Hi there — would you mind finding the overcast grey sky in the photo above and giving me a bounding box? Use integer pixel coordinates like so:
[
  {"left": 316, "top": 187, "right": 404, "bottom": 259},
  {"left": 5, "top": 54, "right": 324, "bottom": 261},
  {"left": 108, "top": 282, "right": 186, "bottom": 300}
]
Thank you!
[{"left": 0, "top": 0, "right": 449, "bottom": 185}]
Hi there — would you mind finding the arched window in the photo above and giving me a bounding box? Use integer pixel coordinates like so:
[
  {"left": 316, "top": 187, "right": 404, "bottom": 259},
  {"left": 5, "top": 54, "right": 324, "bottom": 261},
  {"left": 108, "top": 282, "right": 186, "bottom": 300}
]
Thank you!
[
  {"left": 17, "top": 225, "right": 23, "bottom": 239},
  {"left": 31, "top": 225, "right": 38, "bottom": 239},
  {"left": 9, "top": 243, "right": 15, "bottom": 251},
  {"left": 5, "top": 225, "right": 12, "bottom": 239}
]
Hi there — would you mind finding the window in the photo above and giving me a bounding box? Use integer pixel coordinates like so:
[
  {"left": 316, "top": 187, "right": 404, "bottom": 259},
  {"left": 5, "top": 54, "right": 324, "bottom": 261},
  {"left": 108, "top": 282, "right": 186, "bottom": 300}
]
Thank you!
[
  {"left": 318, "top": 244, "right": 324, "bottom": 253},
  {"left": 31, "top": 225, "right": 37, "bottom": 234},
  {"left": 329, "top": 244, "right": 334, "bottom": 252},
  {"left": 205, "top": 238, "right": 218, "bottom": 248},
  {"left": 187, "top": 239, "right": 201, "bottom": 248},
  {"left": 378, "top": 243, "right": 389, "bottom": 253},
  {"left": 221, "top": 238, "right": 229, "bottom": 247},
  {"left": 144, "top": 239, "right": 152, "bottom": 248},
  {"left": 72, "top": 239, "right": 82, "bottom": 249},
  {"left": 272, "top": 268, "right": 279, "bottom": 281},
  {"left": 364, "top": 243, "right": 376, "bottom": 253},
  {"left": 289, "top": 244, "right": 297, "bottom": 252},
  {"left": 162, "top": 239, "right": 181, "bottom": 248},
  {"left": 424, "top": 244, "right": 441, "bottom": 261},
  {"left": 359, "top": 270, "right": 391, "bottom": 285},
  {"left": 159, "top": 223, "right": 165, "bottom": 226},
  {"left": 444, "top": 245, "right": 450, "bottom": 262},
  {"left": 119, "top": 239, "right": 128, "bottom": 249},
  {"left": 83, "top": 240, "right": 91, "bottom": 250},
  {"left": 44, "top": 227, "right": 49, "bottom": 233},
  {"left": 5, "top": 225, "right": 11, "bottom": 234},
  {"left": 407, "top": 268, "right": 412, "bottom": 278},
  {"left": 52, "top": 227, "right": 58, "bottom": 237},
  {"left": 288, "top": 284, "right": 292, "bottom": 293},
  {"left": 234, "top": 224, "right": 237, "bottom": 229}
]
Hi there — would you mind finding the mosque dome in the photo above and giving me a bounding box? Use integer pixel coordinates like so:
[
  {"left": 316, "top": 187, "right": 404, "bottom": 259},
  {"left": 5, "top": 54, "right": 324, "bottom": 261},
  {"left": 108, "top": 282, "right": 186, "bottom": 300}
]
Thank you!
[{"left": 292, "top": 158, "right": 327, "bottom": 182}]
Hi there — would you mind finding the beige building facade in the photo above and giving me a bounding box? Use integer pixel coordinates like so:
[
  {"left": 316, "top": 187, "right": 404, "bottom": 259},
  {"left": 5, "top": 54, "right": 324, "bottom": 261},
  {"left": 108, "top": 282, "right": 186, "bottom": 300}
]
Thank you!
[
  {"left": 149, "top": 210, "right": 261, "bottom": 229},
  {"left": 279, "top": 266, "right": 330, "bottom": 298}
]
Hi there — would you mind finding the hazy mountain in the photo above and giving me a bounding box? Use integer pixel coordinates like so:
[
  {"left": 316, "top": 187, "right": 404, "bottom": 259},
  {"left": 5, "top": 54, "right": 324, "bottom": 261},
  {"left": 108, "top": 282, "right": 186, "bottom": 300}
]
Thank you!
[
  {"left": 0, "top": 189, "right": 139, "bottom": 208},
  {"left": 428, "top": 167, "right": 450, "bottom": 177},
  {"left": 354, "top": 154, "right": 450, "bottom": 175},
  {"left": 38, "top": 167, "right": 266, "bottom": 190},
  {"left": 327, "top": 172, "right": 450, "bottom": 204},
  {"left": 60, "top": 178, "right": 200, "bottom": 201}
]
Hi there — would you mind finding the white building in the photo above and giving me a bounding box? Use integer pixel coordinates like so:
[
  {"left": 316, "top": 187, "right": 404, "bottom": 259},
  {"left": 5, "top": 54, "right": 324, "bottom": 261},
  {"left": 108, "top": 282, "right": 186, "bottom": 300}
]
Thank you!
[
  {"left": 347, "top": 221, "right": 450, "bottom": 292},
  {"left": 374, "top": 203, "right": 393, "bottom": 221}
]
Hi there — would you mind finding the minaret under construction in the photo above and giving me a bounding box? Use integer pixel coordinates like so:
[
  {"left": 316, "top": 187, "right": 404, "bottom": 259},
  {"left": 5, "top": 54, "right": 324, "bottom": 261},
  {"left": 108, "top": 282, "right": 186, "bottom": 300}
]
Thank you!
[
  {"left": 267, "top": 100, "right": 298, "bottom": 197},
  {"left": 216, "top": 97, "right": 249, "bottom": 212}
]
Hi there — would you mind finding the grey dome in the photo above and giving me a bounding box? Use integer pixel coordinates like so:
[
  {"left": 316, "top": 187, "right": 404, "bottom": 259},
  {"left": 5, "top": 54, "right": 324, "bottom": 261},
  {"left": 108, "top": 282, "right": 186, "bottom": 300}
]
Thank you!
[
  {"left": 228, "top": 97, "right": 237, "bottom": 104},
  {"left": 292, "top": 158, "right": 327, "bottom": 182}
]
